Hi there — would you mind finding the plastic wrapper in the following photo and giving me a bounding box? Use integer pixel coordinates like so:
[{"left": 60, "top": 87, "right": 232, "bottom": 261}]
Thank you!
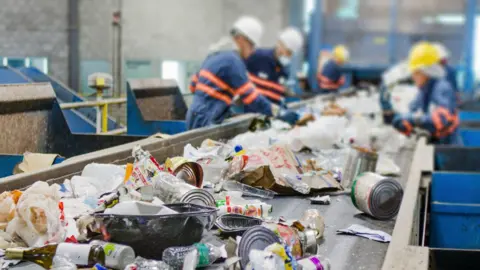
[
  {"left": 376, "top": 154, "right": 401, "bottom": 176},
  {"left": 124, "top": 257, "right": 171, "bottom": 270},
  {"left": 152, "top": 172, "right": 198, "bottom": 203},
  {"left": 222, "top": 181, "right": 275, "bottom": 199},
  {"left": 6, "top": 181, "right": 65, "bottom": 247},
  {"left": 277, "top": 116, "right": 348, "bottom": 151},
  {"left": 283, "top": 174, "right": 311, "bottom": 195},
  {"left": 81, "top": 163, "right": 125, "bottom": 190},
  {"left": 312, "top": 149, "right": 349, "bottom": 171},
  {"left": 125, "top": 146, "right": 164, "bottom": 190},
  {"left": 51, "top": 256, "right": 78, "bottom": 270},
  {"left": 184, "top": 144, "right": 229, "bottom": 185},
  {"left": 247, "top": 249, "right": 286, "bottom": 270},
  {"left": 300, "top": 209, "right": 325, "bottom": 239}
]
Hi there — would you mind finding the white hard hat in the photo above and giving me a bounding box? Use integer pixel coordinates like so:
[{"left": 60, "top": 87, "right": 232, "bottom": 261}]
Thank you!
[
  {"left": 279, "top": 27, "right": 304, "bottom": 53},
  {"left": 433, "top": 42, "right": 449, "bottom": 60},
  {"left": 232, "top": 16, "right": 264, "bottom": 46}
]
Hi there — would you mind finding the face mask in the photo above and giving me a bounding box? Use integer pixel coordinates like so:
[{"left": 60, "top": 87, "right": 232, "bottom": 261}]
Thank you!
[{"left": 279, "top": 56, "right": 291, "bottom": 66}]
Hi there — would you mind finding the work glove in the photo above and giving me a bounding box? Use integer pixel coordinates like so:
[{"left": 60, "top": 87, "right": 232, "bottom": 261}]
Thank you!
[
  {"left": 276, "top": 109, "right": 300, "bottom": 125},
  {"left": 379, "top": 85, "right": 393, "bottom": 111},
  {"left": 279, "top": 98, "right": 288, "bottom": 109},
  {"left": 392, "top": 114, "right": 414, "bottom": 136}
]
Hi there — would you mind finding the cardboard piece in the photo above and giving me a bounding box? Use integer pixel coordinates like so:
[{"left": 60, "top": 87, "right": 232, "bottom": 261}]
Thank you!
[
  {"left": 230, "top": 145, "right": 341, "bottom": 194},
  {"left": 14, "top": 152, "right": 59, "bottom": 174}
]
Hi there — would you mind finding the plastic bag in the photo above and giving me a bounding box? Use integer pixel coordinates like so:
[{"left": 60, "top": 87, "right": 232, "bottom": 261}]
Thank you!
[
  {"left": 0, "top": 191, "right": 21, "bottom": 229},
  {"left": 6, "top": 181, "right": 65, "bottom": 247},
  {"left": 124, "top": 256, "right": 171, "bottom": 270},
  {"left": 51, "top": 256, "right": 77, "bottom": 270},
  {"left": 81, "top": 163, "right": 124, "bottom": 193}
]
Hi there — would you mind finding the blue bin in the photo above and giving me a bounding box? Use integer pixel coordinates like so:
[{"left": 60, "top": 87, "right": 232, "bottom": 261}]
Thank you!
[
  {"left": 459, "top": 111, "right": 480, "bottom": 122},
  {"left": 430, "top": 172, "right": 480, "bottom": 249},
  {"left": 0, "top": 155, "right": 65, "bottom": 179},
  {"left": 435, "top": 146, "right": 480, "bottom": 172},
  {"left": 459, "top": 129, "right": 480, "bottom": 147}
]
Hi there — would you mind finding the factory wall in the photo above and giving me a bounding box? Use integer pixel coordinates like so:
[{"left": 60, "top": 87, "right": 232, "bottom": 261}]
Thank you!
[
  {"left": 0, "top": 0, "right": 69, "bottom": 83},
  {"left": 79, "top": 0, "right": 289, "bottom": 94}
]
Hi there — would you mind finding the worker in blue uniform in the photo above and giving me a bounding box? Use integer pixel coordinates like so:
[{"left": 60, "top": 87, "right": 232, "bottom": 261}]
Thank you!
[
  {"left": 317, "top": 45, "right": 349, "bottom": 94},
  {"left": 392, "top": 42, "right": 460, "bottom": 145},
  {"left": 186, "top": 16, "right": 298, "bottom": 130},
  {"left": 245, "top": 27, "right": 304, "bottom": 104},
  {"left": 434, "top": 42, "right": 459, "bottom": 101}
]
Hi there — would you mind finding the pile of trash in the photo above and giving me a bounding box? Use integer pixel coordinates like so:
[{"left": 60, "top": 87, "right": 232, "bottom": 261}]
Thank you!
[{"left": 0, "top": 95, "right": 410, "bottom": 270}]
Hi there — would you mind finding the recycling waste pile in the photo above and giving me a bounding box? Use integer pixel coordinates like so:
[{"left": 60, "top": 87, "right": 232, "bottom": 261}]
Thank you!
[{"left": 0, "top": 92, "right": 416, "bottom": 270}]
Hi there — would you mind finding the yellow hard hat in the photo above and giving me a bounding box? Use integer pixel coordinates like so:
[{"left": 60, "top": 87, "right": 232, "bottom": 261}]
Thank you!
[
  {"left": 332, "top": 45, "right": 349, "bottom": 63},
  {"left": 408, "top": 42, "right": 440, "bottom": 72}
]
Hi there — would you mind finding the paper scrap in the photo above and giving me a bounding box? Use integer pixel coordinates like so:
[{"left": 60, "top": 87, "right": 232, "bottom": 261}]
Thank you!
[{"left": 336, "top": 224, "right": 392, "bottom": 243}]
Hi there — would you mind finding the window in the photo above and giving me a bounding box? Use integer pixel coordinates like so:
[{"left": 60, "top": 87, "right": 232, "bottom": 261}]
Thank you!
[
  {"left": 162, "top": 60, "right": 187, "bottom": 93},
  {"left": 303, "top": 0, "right": 316, "bottom": 32},
  {"left": 336, "top": 0, "right": 359, "bottom": 20},
  {"left": 1, "top": 57, "right": 48, "bottom": 73}
]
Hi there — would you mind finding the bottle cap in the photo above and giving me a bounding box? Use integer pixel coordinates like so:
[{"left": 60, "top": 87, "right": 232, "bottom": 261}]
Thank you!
[
  {"left": 234, "top": 145, "right": 243, "bottom": 153},
  {"left": 92, "top": 263, "right": 108, "bottom": 270}
]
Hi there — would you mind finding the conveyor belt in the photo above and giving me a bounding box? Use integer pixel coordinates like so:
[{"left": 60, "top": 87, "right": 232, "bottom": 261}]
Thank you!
[{"left": 268, "top": 148, "right": 414, "bottom": 270}]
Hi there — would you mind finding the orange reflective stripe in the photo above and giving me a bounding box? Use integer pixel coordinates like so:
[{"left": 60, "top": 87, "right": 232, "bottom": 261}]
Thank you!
[
  {"left": 189, "top": 74, "right": 198, "bottom": 93},
  {"left": 256, "top": 88, "right": 282, "bottom": 101},
  {"left": 199, "top": 70, "right": 234, "bottom": 95},
  {"left": 195, "top": 83, "right": 232, "bottom": 104},
  {"left": 318, "top": 74, "right": 342, "bottom": 89},
  {"left": 243, "top": 91, "right": 259, "bottom": 105},
  {"left": 402, "top": 120, "right": 413, "bottom": 136},
  {"left": 191, "top": 74, "right": 199, "bottom": 83},
  {"left": 249, "top": 74, "right": 285, "bottom": 93},
  {"left": 236, "top": 82, "right": 253, "bottom": 95}
]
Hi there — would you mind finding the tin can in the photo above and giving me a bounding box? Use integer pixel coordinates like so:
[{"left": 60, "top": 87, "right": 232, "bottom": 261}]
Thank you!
[
  {"left": 152, "top": 173, "right": 215, "bottom": 207},
  {"left": 238, "top": 226, "right": 280, "bottom": 268},
  {"left": 341, "top": 147, "right": 378, "bottom": 189},
  {"left": 165, "top": 157, "right": 204, "bottom": 187},
  {"left": 351, "top": 172, "right": 403, "bottom": 220}
]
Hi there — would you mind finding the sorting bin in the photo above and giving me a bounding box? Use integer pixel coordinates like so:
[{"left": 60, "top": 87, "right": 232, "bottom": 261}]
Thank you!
[
  {"left": 430, "top": 146, "right": 480, "bottom": 249},
  {"left": 459, "top": 129, "right": 480, "bottom": 147}
]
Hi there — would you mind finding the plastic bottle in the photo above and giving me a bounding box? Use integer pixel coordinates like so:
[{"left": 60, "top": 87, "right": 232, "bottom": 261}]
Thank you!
[
  {"left": 90, "top": 240, "right": 135, "bottom": 269},
  {"left": 162, "top": 243, "right": 226, "bottom": 269},
  {"left": 297, "top": 255, "right": 330, "bottom": 270}
]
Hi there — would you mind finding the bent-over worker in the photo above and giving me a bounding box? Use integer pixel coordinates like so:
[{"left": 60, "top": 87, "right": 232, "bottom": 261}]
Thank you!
[
  {"left": 245, "top": 27, "right": 304, "bottom": 104},
  {"left": 392, "top": 42, "right": 459, "bottom": 145},
  {"left": 317, "top": 45, "right": 349, "bottom": 94},
  {"left": 186, "top": 16, "right": 298, "bottom": 130}
]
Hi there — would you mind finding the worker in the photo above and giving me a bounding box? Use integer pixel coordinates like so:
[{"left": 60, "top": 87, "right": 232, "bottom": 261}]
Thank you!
[
  {"left": 434, "top": 42, "right": 460, "bottom": 100},
  {"left": 245, "top": 27, "right": 304, "bottom": 104},
  {"left": 392, "top": 42, "right": 459, "bottom": 145},
  {"left": 317, "top": 45, "right": 349, "bottom": 94},
  {"left": 186, "top": 16, "right": 298, "bottom": 130}
]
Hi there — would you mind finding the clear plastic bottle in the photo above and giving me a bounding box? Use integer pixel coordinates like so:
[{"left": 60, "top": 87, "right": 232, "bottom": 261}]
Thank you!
[
  {"left": 162, "top": 243, "right": 226, "bottom": 269},
  {"left": 297, "top": 255, "right": 331, "bottom": 270}
]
